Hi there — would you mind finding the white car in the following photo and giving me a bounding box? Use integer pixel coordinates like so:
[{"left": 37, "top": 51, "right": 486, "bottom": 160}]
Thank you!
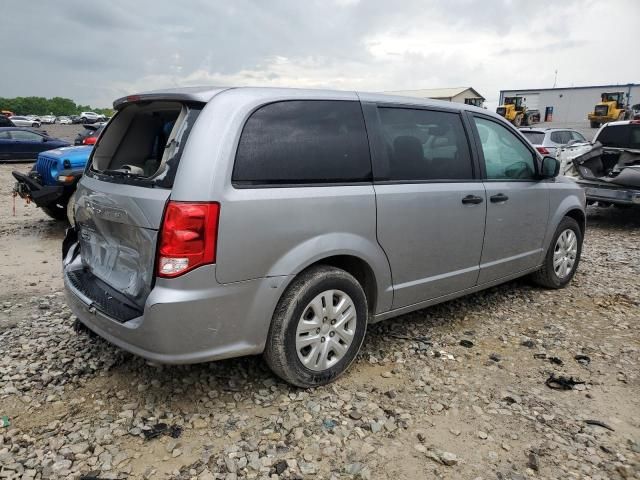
[
  {"left": 520, "top": 127, "right": 589, "bottom": 157},
  {"left": 40, "top": 115, "right": 57, "bottom": 124},
  {"left": 80, "top": 111, "right": 105, "bottom": 124},
  {"left": 9, "top": 116, "right": 41, "bottom": 128},
  {"left": 58, "top": 116, "right": 72, "bottom": 125}
]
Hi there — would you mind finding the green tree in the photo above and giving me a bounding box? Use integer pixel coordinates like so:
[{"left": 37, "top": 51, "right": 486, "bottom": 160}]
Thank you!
[{"left": 0, "top": 96, "right": 112, "bottom": 116}]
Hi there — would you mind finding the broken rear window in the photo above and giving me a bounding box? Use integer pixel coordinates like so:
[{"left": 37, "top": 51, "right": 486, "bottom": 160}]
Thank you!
[{"left": 88, "top": 101, "right": 202, "bottom": 188}]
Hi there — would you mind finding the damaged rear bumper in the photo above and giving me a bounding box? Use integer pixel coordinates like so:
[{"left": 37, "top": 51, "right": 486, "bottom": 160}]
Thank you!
[{"left": 62, "top": 235, "right": 289, "bottom": 364}]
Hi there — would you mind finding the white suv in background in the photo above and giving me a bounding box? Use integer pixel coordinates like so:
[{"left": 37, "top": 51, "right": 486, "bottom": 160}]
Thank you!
[
  {"left": 79, "top": 111, "right": 105, "bottom": 124},
  {"left": 520, "top": 127, "right": 589, "bottom": 157}
]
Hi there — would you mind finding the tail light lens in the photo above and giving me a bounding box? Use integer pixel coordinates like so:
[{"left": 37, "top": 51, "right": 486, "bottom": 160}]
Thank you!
[
  {"left": 536, "top": 146, "right": 550, "bottom": 154},
  {"left": 83, "top": 136, "right": 97, "bottom": 145},
  {"left": 157, "top": 201, "right": 220, "bottom": 278}
]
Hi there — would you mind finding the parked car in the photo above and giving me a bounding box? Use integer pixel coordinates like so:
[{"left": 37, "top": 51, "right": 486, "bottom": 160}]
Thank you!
[
  {"left": 41, "top": 115, "right": 57, "bottom": 124},
  {"left": 58, "top": 116, "right": 72, "bottom": 125},
  {"left": 12, "top": 145, "right": 91, "bottom": 221},
  {"left": 0, "top": 116, "right": 15, "bottom": 127},
  {"left": 74, "top": 124, "right": 104, "bottom": 145},
  {"left": 0, "top": 127, "right": 69, "bottom": 161},
  {"left": 79, "top": 111, "right": 105, "bottom": 124},
  {"left": 9, "top": 116, "right": 41, "bottom": 128},
  {"left": 558, "top": 120, "right": 640, "bottom": 206},
  {"left": 70, "top": 115, "right": 82, "bottom": 124},
  {"left": 520, "top": 127, "right": 588, "bottom": 157},
  {"left": 632, "top": 104, "right": 640, "bottom": 120},
  {"left": 63, "top": 87, "right": 585, "bottom": 387}
]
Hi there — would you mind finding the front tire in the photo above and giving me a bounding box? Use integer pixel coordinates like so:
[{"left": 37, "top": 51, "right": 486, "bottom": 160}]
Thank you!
[
  {"left": 264, "top": 265, "right": 368, "bottom": 387},
  {"left": 531, "top": 216, "right": 582, "bottom": 289},
  {"left": 590, "top": 121, "right": 599, "bottom": 128},
  {"left": 513, "top": 114, "right": 522, "bottom": 127}
]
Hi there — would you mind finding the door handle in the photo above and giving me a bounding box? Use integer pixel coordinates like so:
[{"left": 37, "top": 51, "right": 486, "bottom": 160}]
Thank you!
[
  {"left": 490, "top": 193, "right": 509, "bottom": 203},
  {"left": 461, "top": 194, "right": 484, "bottom": 205}
]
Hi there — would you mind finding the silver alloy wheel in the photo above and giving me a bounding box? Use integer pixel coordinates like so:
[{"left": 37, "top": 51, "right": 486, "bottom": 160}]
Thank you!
[
  {"left": 295, "top": 289, "right": 357, "bottom": 372},
  {"left": 553, "top": 229, "right": 578, "bottom": 279}
]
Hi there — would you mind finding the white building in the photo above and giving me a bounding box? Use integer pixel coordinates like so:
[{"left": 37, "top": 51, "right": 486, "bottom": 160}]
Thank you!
[
  {"left": 384, "top": 87, "right": 485, "bottom": 107},
  {"left": 499, "top": 83, "right": 640, "bottom": 123}
]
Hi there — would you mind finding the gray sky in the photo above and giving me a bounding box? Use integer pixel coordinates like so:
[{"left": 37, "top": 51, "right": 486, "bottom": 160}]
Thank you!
[{"left": 3, "top": 0, "right": 638, "bottom": 109}]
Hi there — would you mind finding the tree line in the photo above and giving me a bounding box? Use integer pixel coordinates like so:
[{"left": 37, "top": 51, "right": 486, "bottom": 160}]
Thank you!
[{"left": 0, "top": 96, "right": 114, "bottom": 117}]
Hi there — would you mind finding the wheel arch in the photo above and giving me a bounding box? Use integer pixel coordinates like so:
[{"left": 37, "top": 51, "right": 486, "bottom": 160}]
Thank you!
[
  {"left": 297, "top": 254, "right": 380, "bottom": 317},
  {"left": 564, "top": 208, "right": 586, "bottom": 237}
]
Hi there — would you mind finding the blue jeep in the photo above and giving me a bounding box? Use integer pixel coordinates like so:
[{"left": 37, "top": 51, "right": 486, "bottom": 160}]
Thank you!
[{"left": 12, "top": 145, "right": 92, "bottom": 222}]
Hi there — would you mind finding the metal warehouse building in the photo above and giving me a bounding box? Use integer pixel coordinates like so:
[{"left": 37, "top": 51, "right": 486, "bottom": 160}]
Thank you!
[
  {"left": 499, "top": 83, "right": 640, "bottom": 123},
  {"left": 384, "top": 87, "right": 485, "bottom": 107}
]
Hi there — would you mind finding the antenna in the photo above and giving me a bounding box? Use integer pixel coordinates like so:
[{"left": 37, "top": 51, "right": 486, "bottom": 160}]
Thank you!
[{"left": 553, "top": 70, "right": 558, "bottom": 88}]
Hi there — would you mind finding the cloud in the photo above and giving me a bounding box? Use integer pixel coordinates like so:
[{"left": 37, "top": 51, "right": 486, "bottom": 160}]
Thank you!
[{"left": 2, "top": 0, "right": 638, "bottom": 109}]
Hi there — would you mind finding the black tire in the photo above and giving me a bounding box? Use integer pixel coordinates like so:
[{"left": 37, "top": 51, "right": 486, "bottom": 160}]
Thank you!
[
  {"left": 264, "top": 265, "right": 368, "bottom": 388},
  {"left": 32, "top": 123, "right": 38, "bottom": 127},
  {"left": 590, "top": 121, "right": 599, "bottom": 128},
  {"left": 531, "top": 217, "right": 582, "bottom": 289},
  {"left": 513, "top": 114, "right": 522, "bottom": 127},
  {"left": 41, "top": 204, "right": 68, "bottom": 221}
]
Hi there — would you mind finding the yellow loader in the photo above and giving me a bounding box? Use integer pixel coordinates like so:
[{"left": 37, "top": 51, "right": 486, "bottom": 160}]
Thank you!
[
  {"left": 588, "top": 92, "right": 631, "bottom": 128},
  {"left": 496, "top": 96, "right": 531, "bottom": 127}
]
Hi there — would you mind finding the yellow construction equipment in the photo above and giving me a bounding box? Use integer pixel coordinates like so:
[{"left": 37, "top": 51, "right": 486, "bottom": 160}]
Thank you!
[
  {"left": 588, "top": 92, "right": 631, "bottom": 128},
  {"left": 496, "top": 96, "right": 532, "bottom": 126}
]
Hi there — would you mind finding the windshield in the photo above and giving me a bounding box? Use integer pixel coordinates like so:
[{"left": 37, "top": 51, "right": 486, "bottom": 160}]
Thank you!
[
  {"left": 88, "top": 101, "right": 202, "bottom": 188},
  {"left": 520, "top": 131, "right": 545, "bottom": 145}
]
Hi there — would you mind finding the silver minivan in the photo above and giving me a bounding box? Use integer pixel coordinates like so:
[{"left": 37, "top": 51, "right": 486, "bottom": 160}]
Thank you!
[{"left": 63, "top": 87, "right": 586, "bottom": 387}]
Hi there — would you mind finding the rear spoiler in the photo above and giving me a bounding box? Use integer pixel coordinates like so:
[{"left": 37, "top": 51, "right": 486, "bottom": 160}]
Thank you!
[{"left": 113, "top": 87, "right": 231, "bottom": 110}]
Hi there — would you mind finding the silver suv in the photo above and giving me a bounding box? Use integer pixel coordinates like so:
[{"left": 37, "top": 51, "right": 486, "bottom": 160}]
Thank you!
[{"left": 63, "top": 87, "right": 586, "bottom": 387}]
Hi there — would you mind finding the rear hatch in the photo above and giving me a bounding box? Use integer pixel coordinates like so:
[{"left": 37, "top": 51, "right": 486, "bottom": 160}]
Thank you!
[{"left": 71, "top": 100, "right": 203, "bottom": 317}]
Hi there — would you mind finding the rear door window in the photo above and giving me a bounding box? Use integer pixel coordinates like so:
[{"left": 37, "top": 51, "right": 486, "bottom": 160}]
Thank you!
[
  {"left": 88, "top": 101, "right": 202, "bottom": 188},
  {"left": 10, "top": 130, "right": 42, "bottom": 141},
  {"left": 550, "top": 131, "right": 571, "bottom": 144},
  {"left": 233, "top": 100, "right": 371, "bottom": 185},
  {"left": 376, "top": 107, "right": 474, "bottom": 181}
]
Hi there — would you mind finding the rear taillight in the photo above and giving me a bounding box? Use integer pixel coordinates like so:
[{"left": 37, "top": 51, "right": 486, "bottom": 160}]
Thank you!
[
  {"left": 83, "top": 136, "right": 97, "bottom": 145},
  {"left": 157, "top": 201, "right": 220, "bottom": 278},
  {"left": 536, "top": 146, "right": 550, "bottom": 154}
]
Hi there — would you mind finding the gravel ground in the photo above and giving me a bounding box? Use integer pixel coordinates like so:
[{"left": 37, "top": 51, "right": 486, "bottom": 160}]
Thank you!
[{"left": 1, "top": 160, "right": 639, "bottom": 479}]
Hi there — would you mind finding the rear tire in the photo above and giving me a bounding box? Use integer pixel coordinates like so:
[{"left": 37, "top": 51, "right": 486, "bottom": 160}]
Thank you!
[
  {"left": 264, "top": 265, "right": 368, "bottom": 388},
  {"left": 531, "top": 217, "right": 582, "bottom": 289}
]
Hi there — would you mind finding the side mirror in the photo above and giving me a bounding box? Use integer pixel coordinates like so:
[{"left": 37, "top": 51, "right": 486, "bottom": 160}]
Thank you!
[{"left": 540, "top": 156, "right": 560, "bottom": 178}]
